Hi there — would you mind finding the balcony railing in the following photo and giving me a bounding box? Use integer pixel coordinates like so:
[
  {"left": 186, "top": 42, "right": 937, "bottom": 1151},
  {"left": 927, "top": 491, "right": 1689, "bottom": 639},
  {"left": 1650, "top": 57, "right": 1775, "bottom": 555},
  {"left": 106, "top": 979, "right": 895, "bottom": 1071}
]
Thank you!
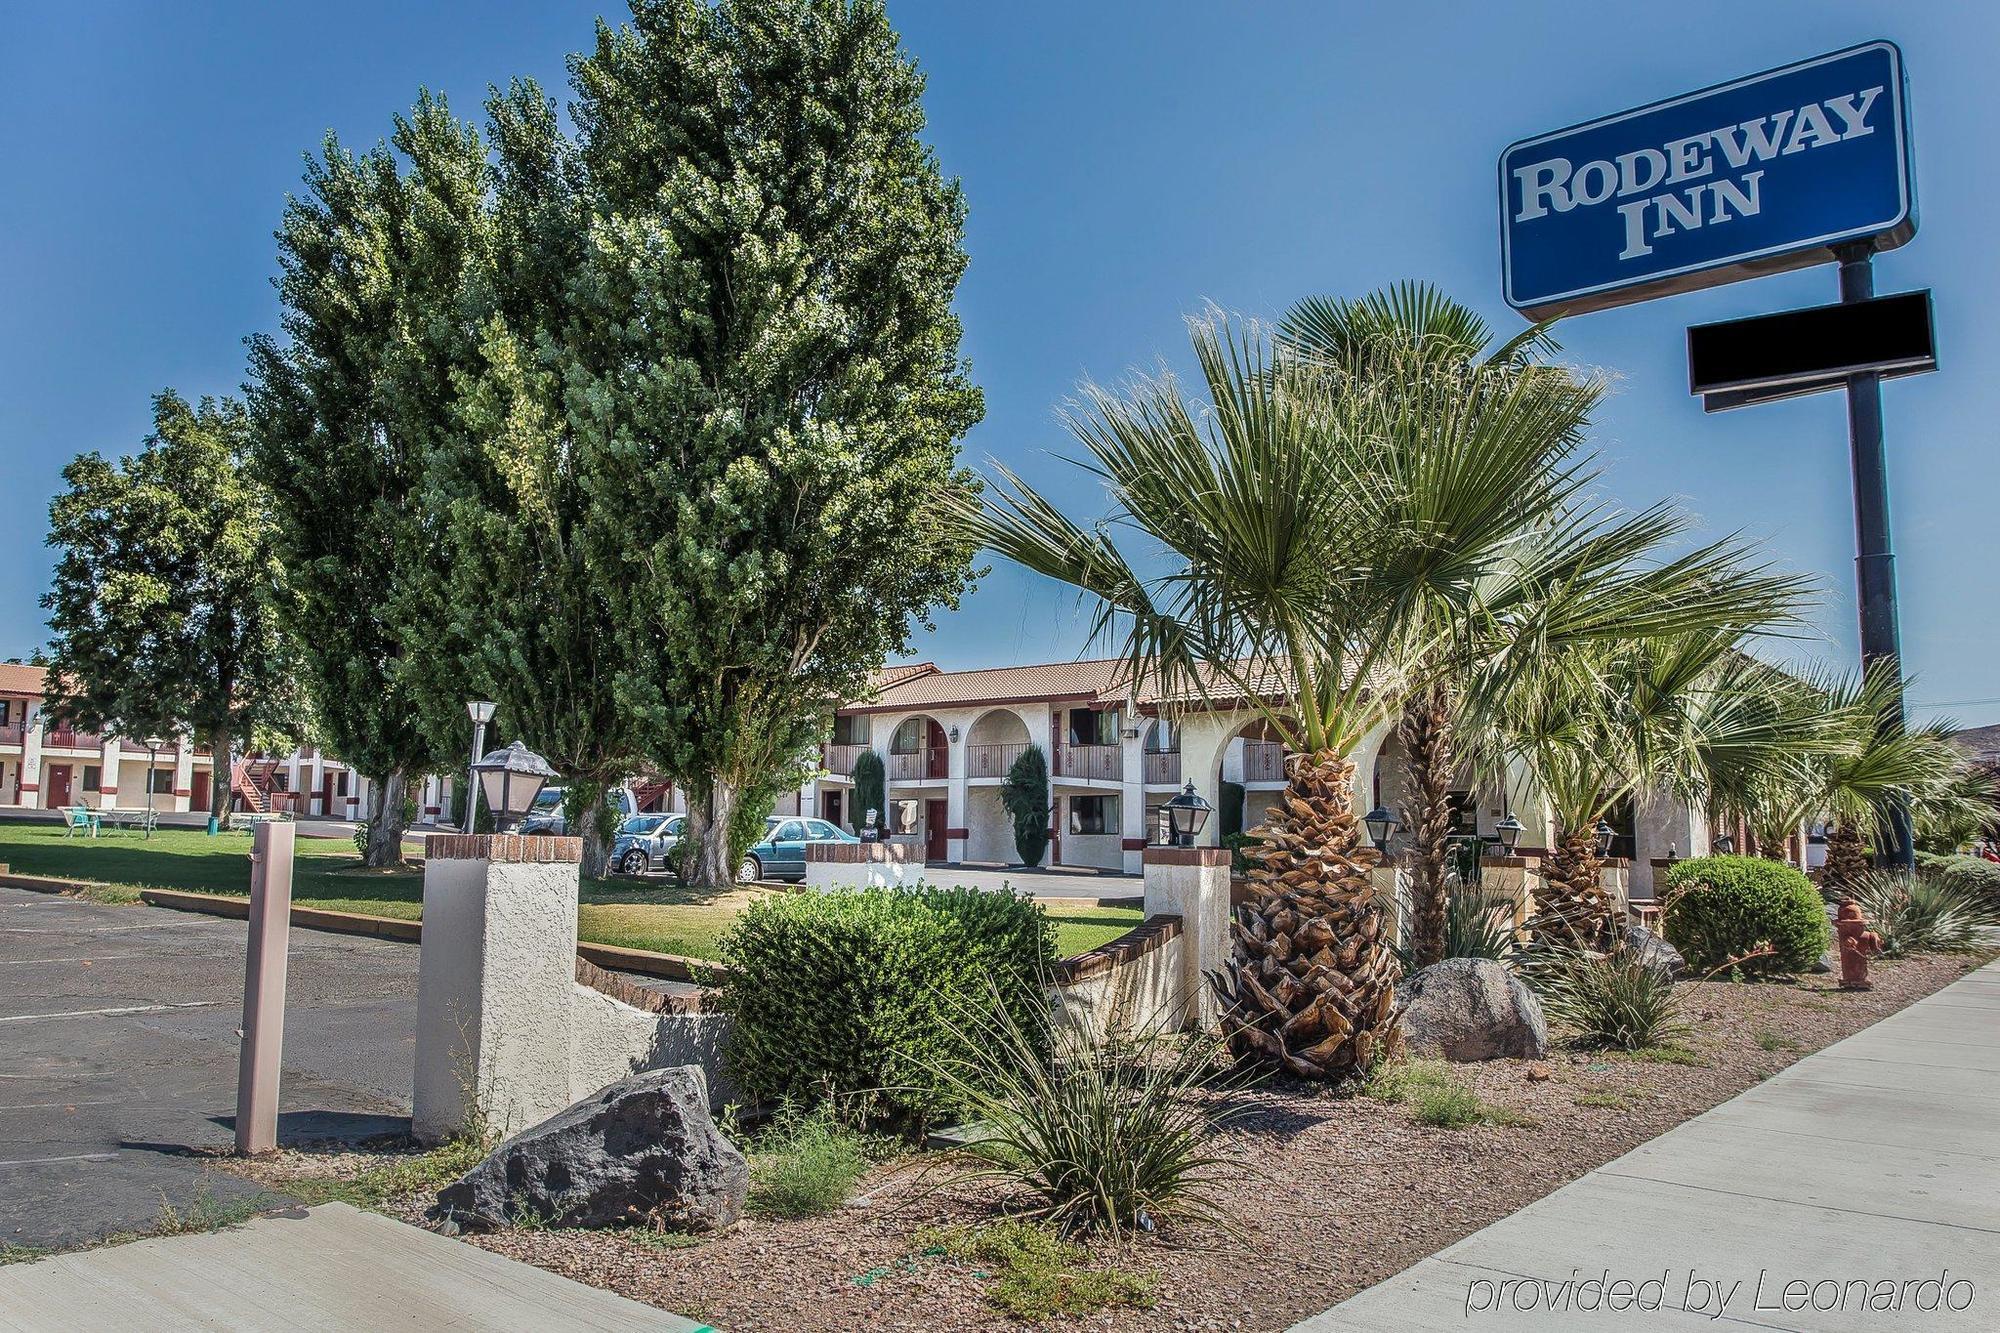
[
  {"left": 888, "top": 747, "right": 948, "bottom": 781},
  {"left": 43, "top": 728, "right": 103, "bottom": 750},
  {"left": 965, "top": 742, "right": 1028, "bottom": 779},
  {"left": 1142, "top": 748, "right": 1182, "bottom": 785},
  {"left": 1055, "top": 743, "right": 1122, "bottom": 782},
  {"left": 821, "top": 742, "right": 866, "bottom": 776},
  {"left": 1241, "top": 739, "right": 1287, "bottom": 783},
  {"left": 0, "top": 722, "right": 23, "bottom": 746}
]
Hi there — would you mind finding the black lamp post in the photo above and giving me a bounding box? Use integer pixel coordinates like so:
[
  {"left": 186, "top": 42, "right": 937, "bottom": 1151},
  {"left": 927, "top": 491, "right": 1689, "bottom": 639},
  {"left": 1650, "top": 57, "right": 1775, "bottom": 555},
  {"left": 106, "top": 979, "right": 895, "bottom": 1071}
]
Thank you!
[
  {"left": 1163, "top": 782, "right": 1212, "bottom": 848},
  {"left": 1593, "top": 818, "right": 1617, "bottom": 857},
  {"left": 1494, "top": 812, "right": 1524, "bottom": 854},
  {"left": 1363, "top": 804, "right": 1400, "bottom": 850},
  {"left": 142, "top": 735, "right": 165, "bottom": 840},
  {"left": 472, "top": 741, "right": 557, "bottom": 834}
]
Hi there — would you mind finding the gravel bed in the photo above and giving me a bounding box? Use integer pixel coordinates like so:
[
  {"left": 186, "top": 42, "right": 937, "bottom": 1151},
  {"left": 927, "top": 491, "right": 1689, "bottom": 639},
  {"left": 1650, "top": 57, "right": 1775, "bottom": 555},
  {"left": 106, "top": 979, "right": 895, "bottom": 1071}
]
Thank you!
[{"left": 250, "top": 951, "right": 1990, "bottom": 1331}]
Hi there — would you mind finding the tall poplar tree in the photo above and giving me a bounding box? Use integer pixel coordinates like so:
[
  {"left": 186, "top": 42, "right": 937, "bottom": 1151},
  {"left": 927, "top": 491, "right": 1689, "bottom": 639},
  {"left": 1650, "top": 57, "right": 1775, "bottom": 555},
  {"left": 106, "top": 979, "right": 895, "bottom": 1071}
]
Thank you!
[
  {"left": 43, "top": 391, "right": 298, "bottom": 828},
  {"left": 566, "top": 0, "right": 985, "bottom": 884}
]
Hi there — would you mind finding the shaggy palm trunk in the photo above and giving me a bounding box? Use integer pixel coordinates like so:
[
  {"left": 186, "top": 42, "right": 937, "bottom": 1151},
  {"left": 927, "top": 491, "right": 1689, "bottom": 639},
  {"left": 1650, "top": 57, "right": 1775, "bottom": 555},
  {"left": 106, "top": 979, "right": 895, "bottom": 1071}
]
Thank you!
[
  {"left": 362, "top": 769, "right": 408, "bottom": 868},
  {"left": 1531, "top": 827, "right": 1616, "bottom": 950},
  {"left": 1822, "top": 820, "right": 1867, "bottom": 894},
  {"left": 1217, "top": 751, "right": 1401, "bottom": 1081},
  {"left": 1398, "top": 689, "right": 1454, "bottom": 969}
]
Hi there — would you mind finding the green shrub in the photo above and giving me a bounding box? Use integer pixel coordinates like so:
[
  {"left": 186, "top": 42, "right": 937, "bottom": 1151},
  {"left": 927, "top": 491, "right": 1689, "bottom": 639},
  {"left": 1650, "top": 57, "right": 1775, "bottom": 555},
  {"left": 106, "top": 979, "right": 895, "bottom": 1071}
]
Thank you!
[
  {"left": 1661, "top": 855, "right": 1830, "bottom": 976},
  {"left": 1847, "top": 869, "right": 2000, "bottom": 955},
  {"left": 717, "top": 885, "right": 1056, "bottom": 1130},
  {"left": 1001, "top": 746, "right": 1051, "bottom": 866},
  {"left": 1914, "top": 852, "right": 2000, "bottom": 906},
  {"left": 1532, "top": 945, "right": 1691, "bottom": 1051},
  {"left": 1396, "top": 886, "right": 1516, "bottom": 967},
  {"left": 850, "top": 750, "right": 886, "bottom": 836},
  {"left": 746, "top": 1103, "right": 872, "bottom": 1218}
]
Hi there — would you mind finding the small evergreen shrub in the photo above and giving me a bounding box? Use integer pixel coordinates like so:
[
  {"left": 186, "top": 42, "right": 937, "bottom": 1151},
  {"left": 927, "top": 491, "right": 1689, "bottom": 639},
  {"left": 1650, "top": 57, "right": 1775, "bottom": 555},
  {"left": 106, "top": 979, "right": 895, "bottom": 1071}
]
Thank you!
[
  {"left": 1914, "top": 852, "right": 2000, "bottom": 906},
  {"left": 1661, "top": 855, "right": 1830, "bottom": 976},
  {"left": 745, "top": 1103, "right": 873, "bottom": 1218},
  {"left": 1001, "top": 746, "right": 1051, "bottom": 866},
  {"left": 717, "top": 885, "right": 1056, "bottom": 1130},
  {"left": 850, "top": 750, "right": 886, "bottom": 836}
]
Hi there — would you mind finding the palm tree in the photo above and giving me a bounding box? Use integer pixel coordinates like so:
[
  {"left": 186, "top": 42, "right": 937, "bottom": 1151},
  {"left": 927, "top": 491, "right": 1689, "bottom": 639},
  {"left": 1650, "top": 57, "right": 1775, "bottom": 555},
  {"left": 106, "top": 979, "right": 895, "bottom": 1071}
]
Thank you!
[{"left": 951, "top": 294, "right": 1805, "bottom": 1079}]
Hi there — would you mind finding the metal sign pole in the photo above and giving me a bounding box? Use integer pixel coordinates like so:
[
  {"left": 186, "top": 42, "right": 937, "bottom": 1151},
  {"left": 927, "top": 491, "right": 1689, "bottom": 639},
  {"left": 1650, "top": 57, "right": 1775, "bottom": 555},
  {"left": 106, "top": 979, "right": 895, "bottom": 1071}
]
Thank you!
[
  {"left": 1837, "top": 242, "right": 1915, "bottom": 870},
  {"left": 236, "top": 820, "right": 296, "bottom": 1154}
]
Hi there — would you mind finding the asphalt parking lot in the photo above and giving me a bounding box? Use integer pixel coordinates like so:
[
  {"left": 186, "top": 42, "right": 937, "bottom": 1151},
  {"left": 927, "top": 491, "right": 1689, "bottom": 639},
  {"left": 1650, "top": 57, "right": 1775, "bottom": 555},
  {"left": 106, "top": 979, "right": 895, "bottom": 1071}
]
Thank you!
[{"left": 0, "top": 887, "right": 416, "bottom": 1250}]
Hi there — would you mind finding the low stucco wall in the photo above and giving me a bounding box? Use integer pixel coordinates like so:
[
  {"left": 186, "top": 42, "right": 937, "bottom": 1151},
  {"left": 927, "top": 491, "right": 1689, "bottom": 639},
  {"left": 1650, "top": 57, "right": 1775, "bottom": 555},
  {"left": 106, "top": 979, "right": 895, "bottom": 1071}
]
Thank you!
[
  {"left": 1054, "top": 916, "right": 1186, "bottom": 1036},
  {"left": 567, "top": 981, "right": 735, "bottom": 1110}
]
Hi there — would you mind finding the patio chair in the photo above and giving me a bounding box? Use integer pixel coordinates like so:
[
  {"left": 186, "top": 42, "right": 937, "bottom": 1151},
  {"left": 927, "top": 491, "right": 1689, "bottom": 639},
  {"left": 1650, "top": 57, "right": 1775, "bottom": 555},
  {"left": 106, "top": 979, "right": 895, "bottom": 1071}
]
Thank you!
[{"left": 61, "top": 805, "right": 100, "bottom": 838}]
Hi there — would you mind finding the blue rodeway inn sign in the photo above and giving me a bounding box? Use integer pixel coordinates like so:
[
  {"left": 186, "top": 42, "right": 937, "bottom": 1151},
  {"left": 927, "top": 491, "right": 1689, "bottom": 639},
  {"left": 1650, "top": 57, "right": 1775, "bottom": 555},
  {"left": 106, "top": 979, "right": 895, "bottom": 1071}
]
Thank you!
[{"left": 1500, "top": 41, "right": 1914, "bottom": 317}]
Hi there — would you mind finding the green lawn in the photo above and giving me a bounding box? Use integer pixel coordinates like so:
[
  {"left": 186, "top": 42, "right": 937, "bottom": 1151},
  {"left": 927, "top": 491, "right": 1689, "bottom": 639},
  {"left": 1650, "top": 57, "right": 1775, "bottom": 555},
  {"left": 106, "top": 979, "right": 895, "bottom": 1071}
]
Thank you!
[{"left": 0, "top": 821, "right": 1140, "bottom": 961}]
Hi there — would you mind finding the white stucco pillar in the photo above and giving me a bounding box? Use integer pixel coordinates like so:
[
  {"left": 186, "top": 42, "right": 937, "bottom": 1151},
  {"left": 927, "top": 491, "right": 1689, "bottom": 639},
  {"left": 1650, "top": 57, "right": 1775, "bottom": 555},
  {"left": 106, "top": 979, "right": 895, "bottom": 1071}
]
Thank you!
[
  {"left": 945, "top": 724, "right": 968, "bottom": 863},
  {"left": 413, "top": 833, "right": 584, "bottom": 1144},
  {"left": 97, "top": 738, "right": 121, "bottom": 810},
  {"left": 1631, "top": 788, "right": 1710, "bottom": 900},
  {"left": 309, "top": 750, "right": 327, "bottom": 817},
  {"left": 171, "top": 740, "right": 195, "bottom": 813},
  {"left": 19, "top": 708, "right": 43, "bottom": 808},
  {"left": 1142, "top": 846, "right": 1232, "bottom": 1030}
]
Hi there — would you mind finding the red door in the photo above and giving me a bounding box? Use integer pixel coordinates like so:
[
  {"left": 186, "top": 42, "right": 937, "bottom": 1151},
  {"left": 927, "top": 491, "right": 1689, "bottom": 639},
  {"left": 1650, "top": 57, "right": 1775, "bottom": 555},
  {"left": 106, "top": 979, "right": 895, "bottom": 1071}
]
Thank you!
[
  {"left": 190, "top": 771, "right": 211, "bottom": 813},
  {"left": 46, "top": 765, "right": 72, "bottom": 809},
  {"left": 924, "top": 798, "right": 948, "bottom": 862}
]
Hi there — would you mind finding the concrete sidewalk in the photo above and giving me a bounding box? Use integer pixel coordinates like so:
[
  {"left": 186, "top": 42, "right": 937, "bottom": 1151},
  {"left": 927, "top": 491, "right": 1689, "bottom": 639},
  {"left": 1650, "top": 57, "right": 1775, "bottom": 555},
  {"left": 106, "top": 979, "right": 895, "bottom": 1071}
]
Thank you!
[
  {"left": 0, "top": 1202, "right": 709, "bottom": 1331},
  {"left": 1297, "top": 958, "right": 2000, "bottom": 1331}
]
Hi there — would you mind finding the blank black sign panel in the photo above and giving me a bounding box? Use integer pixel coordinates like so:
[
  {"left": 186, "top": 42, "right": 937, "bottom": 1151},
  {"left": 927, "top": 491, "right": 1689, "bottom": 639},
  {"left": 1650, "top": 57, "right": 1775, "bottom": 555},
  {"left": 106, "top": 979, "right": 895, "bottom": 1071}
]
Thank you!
[{"left": 1687, "top": 290, "right": 1935, "bottom": 396}]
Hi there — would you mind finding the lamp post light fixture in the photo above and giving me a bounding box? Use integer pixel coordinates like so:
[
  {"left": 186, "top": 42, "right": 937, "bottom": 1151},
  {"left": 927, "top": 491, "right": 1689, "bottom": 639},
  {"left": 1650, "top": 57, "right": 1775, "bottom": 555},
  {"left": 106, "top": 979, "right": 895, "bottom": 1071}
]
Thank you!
[
  {"left": 1163, "top": 781, "right": 1212, "bottom": 848},
  {"left": 1594, "top": 818, "right": 1617, "bottom": 858},
  {"left": 1363, "top": 804, "right": 1401, "bottom": 850},
  {"left": 472, "top": 740, "right": 557, "bottom": 834},
  {"left": 142, "top": 735, "right": 165, "bottom": 840},
  {"left": 464, "top": 701, "right": 497, "bottom": 833},
  {"left": 1494, "top": 812, "right": 1525, "bottom": 854}
]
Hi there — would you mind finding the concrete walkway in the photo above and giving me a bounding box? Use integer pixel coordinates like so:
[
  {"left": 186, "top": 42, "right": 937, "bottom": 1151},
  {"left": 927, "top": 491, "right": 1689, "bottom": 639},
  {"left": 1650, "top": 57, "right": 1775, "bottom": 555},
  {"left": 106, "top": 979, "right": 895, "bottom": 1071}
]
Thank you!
[
  {"left": 1298, "top": 958, "right": 2000, "bottom": 1331},
  {"left": 0, "top": 1202, "right": 708, "bottom": 1331}
]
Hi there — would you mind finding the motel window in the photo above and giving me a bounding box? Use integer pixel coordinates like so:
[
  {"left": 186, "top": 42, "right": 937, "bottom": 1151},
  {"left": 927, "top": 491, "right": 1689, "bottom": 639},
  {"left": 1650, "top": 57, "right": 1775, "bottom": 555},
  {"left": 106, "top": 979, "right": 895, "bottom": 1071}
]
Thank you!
[
  {"left": 831, "top": 714, "right": 870, "bottom": 747},
  {"left": 1145, "top": 718, "right": 1177, "bottom": 752},
  {"left": 891, "top": 718, "right": 926, "bottom": 753},
  {"left": 148, "top": 768, "right": 174, "bottom": 795},
  {"left": 1068, "top": 794, "right": 1119, "bottom": 836},
  {"left": 1447, "top": 789, "right": 1476, "bottom": 834},
  {"left": 83, "top": 765, "right": 101, "bottom": 792},
  {"left": 270, "top": 770, "right": 289, "bottom": 791},
  {"left": 0, "top": 701, "right": 10, "bottom": 724},
  {"left": 1067, "top": 707, "right": 1121, "bottom": 747}
]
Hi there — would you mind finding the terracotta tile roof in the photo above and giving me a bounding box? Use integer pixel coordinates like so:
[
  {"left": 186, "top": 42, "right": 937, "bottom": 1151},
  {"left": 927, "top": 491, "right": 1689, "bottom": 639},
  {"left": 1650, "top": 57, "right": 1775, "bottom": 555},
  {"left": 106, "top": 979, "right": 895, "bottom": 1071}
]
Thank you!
[
  {"left": 0, "top": 662, "right": 46, "bottom": 696},
  {"left": 855, "top": 659, "right": 1137, "bottom": 712},
  {"left": 1952, "top": 723, "right": 2000, "bottom": 766}
]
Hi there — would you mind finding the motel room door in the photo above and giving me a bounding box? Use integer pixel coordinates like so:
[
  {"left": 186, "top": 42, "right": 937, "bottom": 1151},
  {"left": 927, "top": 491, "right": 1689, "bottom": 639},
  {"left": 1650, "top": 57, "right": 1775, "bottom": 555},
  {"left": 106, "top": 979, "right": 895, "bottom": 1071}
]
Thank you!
[
  {"left": 924, "top": 798, "right": 948, "bottom": 862},
  {"left": 45, "top": 765, "right": 71, "bottom": 809}
]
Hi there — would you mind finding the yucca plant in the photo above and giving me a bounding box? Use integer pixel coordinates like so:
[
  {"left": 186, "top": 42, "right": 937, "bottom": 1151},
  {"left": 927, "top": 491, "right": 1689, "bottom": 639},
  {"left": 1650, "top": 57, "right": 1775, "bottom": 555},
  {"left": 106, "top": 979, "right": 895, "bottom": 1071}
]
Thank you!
[
  {"left": 928, "top": 990, "right": 1249, "bottom": 1239},
  {"left": 1845, "top": 869, "right": 2000, "bottom": 955},
  {"left": 1394, "top": 884, "right": 1517, "bottom": 968},
  {"left": 1530, "top": 944, "right": 1691, "bottom": 1051}
]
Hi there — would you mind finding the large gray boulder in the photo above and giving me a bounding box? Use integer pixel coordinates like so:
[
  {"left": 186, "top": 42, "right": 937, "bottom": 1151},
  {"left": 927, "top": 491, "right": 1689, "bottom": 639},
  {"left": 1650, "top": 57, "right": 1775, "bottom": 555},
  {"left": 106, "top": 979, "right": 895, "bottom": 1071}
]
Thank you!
[
  {"left": 1398, "top": 957, "right": 1548, "bottom": 1061},
  {"left": 1622, "top": 924, "right": 1687, "bottom": 980},
  {"left": 434, "top": 1065, "right": 746, "bottom": 1233}
]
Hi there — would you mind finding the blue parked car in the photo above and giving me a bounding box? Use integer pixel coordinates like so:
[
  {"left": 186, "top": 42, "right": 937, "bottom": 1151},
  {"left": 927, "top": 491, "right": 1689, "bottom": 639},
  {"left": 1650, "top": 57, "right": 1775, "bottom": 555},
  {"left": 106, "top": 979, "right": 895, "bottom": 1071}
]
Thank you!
[
  {"left": 739, "top": 816, "right": 857, "bottom": 883},
  {"left": 610, "top": 813, "right": 686, "bottom": 876}
]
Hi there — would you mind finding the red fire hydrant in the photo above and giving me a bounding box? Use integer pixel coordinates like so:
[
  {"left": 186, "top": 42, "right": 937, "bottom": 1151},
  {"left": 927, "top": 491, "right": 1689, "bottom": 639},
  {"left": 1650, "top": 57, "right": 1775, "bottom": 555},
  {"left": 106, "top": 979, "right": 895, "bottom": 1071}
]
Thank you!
[{"left": 1835, "top": 900, "right": 1882, "bottom": 991}]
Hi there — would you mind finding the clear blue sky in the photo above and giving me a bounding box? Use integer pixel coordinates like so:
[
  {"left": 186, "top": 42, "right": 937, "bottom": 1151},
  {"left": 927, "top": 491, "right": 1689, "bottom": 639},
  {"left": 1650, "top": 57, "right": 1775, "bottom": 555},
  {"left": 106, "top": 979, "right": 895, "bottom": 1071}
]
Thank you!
[{"left": 2, "top": 2, "right": 1994, "bottom": 723}]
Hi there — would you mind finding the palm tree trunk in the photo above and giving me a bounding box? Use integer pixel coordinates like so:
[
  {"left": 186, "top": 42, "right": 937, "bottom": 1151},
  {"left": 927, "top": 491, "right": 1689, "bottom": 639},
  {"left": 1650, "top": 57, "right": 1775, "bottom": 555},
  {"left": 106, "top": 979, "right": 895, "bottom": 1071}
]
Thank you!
[
  {"left": 1532, "top": 826, "right": 1616, "bottom": 949},
  {"left": 1823, "top": 820, "right": 1867, "bottom": 894},
  {"left": 1398, "top": 688, "right": 1455, "bottom": 969},
  {"left": 1217, "top": 750, "right": 1401, "bottom": 1081}
]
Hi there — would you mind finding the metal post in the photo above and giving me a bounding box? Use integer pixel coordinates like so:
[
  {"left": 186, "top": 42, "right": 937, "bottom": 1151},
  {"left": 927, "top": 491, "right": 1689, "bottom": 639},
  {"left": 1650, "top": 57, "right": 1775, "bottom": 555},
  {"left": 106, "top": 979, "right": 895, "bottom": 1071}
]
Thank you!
[
  {"left": 1837, "top": 243, "right": 1914, "bottom": 870},
  {"left": 464, "top": 718, "right": 489, "bottom": 833},
  {"left": 144, "top": 742, "right": 158, "bottom": 839},
  {"left": 236, "top": 820, "right": 295, "bottom": 1155}
]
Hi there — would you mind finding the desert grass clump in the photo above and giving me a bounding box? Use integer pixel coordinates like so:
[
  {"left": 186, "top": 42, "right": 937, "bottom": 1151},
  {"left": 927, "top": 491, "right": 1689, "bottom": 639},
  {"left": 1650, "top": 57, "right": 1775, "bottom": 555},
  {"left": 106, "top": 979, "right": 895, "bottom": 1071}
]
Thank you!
[
  {"left": 917, "top": 1221, "right": 1156, "bottom": 1320},
  {"left": 746, "top": 1102, "right": 874, "bottom": 1219},
  {"left": 1365, "top": 1058, "right": 1531, "bottom": 1129},
  {"left": 1846, "top": 869, "right": 2000, "bottom": 956},
  {"left": 1532, "top": 945, "right": 1691, "bottom": 1051}
]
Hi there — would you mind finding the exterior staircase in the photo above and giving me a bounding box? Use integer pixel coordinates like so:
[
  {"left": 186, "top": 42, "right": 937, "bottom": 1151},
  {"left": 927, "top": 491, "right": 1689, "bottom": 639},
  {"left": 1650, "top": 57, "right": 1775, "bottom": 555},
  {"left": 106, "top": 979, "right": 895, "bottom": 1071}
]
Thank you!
[{"left": 232, "top": 759, "right": 277, "bottom": 814}]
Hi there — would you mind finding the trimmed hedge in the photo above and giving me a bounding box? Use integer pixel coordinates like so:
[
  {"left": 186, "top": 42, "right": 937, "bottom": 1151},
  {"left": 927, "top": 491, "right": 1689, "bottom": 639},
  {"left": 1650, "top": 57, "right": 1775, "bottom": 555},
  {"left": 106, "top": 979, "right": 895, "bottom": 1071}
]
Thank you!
[
  {"left": 1915, "top": 852, "right": 2000, "bottom": 905},
  {"left": 1661, "top": 855, "right": 1829, "bottom": 977},
  {"left": 717, "top": 885, "right": 1058, "bottom": 1130}
]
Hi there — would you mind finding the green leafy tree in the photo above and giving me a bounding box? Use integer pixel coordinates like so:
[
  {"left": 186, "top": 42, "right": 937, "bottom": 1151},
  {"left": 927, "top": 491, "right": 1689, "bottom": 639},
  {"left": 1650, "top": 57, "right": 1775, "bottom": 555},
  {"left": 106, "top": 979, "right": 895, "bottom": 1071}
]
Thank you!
[
  {"left": 565, "top": 0, "right": 984, "bottom": 885},
  {"left": 42, "top": 391, "right": 299, "bottom": 829},
  {"left": 1001, "top": 744, "right": 1051, "bottom": 867},
  {"left": 247, "top": 100, "right": 473, "bottom": 865}
]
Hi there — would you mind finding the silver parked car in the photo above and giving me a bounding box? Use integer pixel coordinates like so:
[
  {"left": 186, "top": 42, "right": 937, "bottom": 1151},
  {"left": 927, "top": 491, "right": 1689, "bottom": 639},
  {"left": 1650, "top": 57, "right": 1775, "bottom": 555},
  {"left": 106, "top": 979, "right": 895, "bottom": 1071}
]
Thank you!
[{"left": 610, "top": 813, "right": 686, "bottom": 876}]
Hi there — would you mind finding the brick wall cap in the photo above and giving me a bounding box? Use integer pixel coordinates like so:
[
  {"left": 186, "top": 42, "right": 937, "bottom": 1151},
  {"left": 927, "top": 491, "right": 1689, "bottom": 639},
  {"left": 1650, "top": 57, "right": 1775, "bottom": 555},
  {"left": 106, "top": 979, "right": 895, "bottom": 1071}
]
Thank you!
[{"left": 426, "top": 833, "right": 583, "bottom": 864}]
